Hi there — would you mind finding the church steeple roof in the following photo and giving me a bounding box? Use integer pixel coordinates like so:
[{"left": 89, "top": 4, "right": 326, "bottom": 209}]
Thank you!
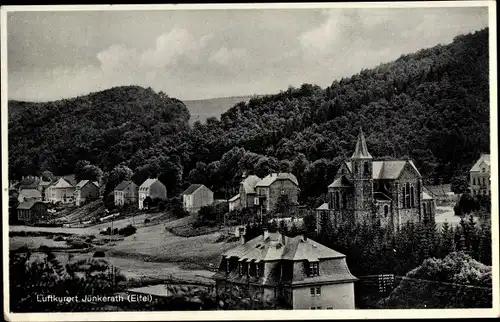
[{"left": 351, "top": 127, "right": 372, "bottom": 159}]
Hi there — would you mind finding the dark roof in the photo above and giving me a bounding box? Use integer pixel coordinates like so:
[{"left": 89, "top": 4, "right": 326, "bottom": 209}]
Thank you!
[
  {"left": 351, "top": 128, "right": 372, "bottom": 159},
  {"left": 374, "top": 192, "right": 392, "bottom": 201},
  {"left": 223, "top": 233, "right": 345, "bottom": 262},
  {"left": 345, "top": 160, "right": 421, "bottom": 180},
  {"left": 182, "top": 184, "right": 203, "bottom": 195},
  {"left": 328, "top": 176, "right": 352, "bottom": 188},
  {"left": 17, "top": 200, "right": 44, "bottom": 210},
  {"left": 114, "top": 180, "right": 134, "bottom": 191}
]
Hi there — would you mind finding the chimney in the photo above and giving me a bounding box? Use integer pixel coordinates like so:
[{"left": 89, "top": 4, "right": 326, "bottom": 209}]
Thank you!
[
  {"left": 239, "top": 227, "right": 246, "bottom": 245},
  {"left": 263, "top": 228, "right": 269, "bottom": 240},
  {"left": 281, "top": 229, "right": 286, "bottom": 245}
]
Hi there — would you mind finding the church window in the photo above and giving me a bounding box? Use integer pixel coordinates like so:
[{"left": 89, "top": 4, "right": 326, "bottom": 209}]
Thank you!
[
  {"left": 402, "top": 187, "right": 406, "bottom": 208},
  {"left": 410, "top": 185, "right": 415, "bottom": 208},
  {"left": 423, "top": 203, "right": 427, "bottom": 221},
  {"left": 364, "top": 162, "right": 369, "bottom": 176},
  {"left": 384, "top": 205, "right": 389, "bottom": 217},
  {"left": 328, "top": 192, "right": 334, "bottom": 209},
  {"left": 342, "top": 192, "right": 347, "bottom": 209},
  {"left": 405, "top": 183, "right": 411, "bottom": 209},
  {"left": 473, "top": 177, "right": 476, "bottom": 185},
  {"left": 482, "top": 177, "right": 486, "bottom": 185},
  {"left": 335, "top": 191, "right": 340, "bottom": 209}
]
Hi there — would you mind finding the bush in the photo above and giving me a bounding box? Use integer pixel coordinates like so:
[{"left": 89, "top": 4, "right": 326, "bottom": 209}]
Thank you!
[
  {"left": 158, "top": 201, "right": 167, "bottom": 211},
  {"left": 93, "top": 251, "right": 106, "bottom": 258},
  {"left": 118, "top": 224, "right": 137, "bottom": 237},
  {"left": 144, "top": 218, "right": 151, "bottom": 224}
]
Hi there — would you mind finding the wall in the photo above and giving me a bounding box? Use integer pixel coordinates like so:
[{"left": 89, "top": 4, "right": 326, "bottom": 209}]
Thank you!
[
  {"left": 470, "top": 167, "right": 491, "bottom": 196},
  {"left": 188, "top": 186, "right": 214, "bottom": 212},
  {"left": 292, "top": 283, "right": 355, "bottom": 309},
  {"left": 393, "top": 163, "right": 422, "bottom": 229},
  {"left": 267, "top": 179, "right": 299, "bottom": 212},
  {"left": 150, "top": 181, "right": 167, "bottom": 200}
]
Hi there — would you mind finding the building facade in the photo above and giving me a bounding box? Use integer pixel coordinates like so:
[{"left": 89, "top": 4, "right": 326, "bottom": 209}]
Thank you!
[
  {"left": 469, "top": 153, "right": 490, "bottom": 196},
  {"left": 316, "top": 129, "right": 436, "bottom": 233},
  {"left": 45, "top": 178, "right": 75, "bottom": 204},
  {"left": 213, "top": 230, "right": 357, "bottom": 310},
  {"left": 114, "top": 180, "right": 138, "bottom": 206},
  {"left": 138, "top": 178, "right": 167, "bottom": 210},
  {"left": 17, "top": 200, "right": 48, "bottom": 225},
  {"left": 255, "top": 173, "right": 300, "bottom": 213},
  {"left": 74, "top": 180, "right": 100, "bottom": 206},
  {"left": 182, "top": 184, "right": 214, "bottom": 213}
]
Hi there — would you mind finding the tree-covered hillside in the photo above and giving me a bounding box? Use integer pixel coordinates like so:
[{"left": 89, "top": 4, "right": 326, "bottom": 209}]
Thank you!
[
  {"left": 8, "top": 28, "right": 490, "bottom": 204},
  {"left": 8, "top": 86, "right": 190, "bottom": 176}
]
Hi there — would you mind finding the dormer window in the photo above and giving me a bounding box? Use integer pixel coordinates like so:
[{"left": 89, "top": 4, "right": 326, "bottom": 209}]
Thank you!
[{"left": 309, "top": 262, "right": 319, "bottom": 277}]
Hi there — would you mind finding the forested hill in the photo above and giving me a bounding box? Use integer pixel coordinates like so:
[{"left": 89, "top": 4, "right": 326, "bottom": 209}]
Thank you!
[
  {"left": 8, "top": 28, "right": 489, "bottom": 205},
  {"left": 8, "top": 86, "right": 190, "bottom": 176}
]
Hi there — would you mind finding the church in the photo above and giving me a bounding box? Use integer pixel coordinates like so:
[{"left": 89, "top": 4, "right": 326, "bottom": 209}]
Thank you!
[{"left": 316, "top": 128, "right": 436, "bottom": 234}]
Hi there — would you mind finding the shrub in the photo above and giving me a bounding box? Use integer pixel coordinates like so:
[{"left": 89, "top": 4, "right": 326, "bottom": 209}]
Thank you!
[
  {"left": 118, "top": 224, "right": 137, "bottom": 237},
  {"left": 93, "top": 251, "right": 106, "bottom": 258},
  {"left": 158, "top": 201, "right": 167, "bottom": 211},
  {"left": 144, "top": 218, "right": 151, "bottom": 224}
]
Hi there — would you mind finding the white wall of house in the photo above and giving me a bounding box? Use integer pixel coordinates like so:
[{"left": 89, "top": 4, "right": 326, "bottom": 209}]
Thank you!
[{"left": 292, "top": 283, "right": 355, "bottom": 310}]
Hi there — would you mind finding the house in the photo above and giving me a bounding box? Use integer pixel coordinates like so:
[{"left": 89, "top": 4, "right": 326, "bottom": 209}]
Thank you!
[
  {"left": 255, "top": 173, "right": 300, "bottom": 213},
  {"left": 469, "top": 153, "right": 490, "bottom": 196},
  {"left": 17, "top": 189, "right": 43, "bottom": 203},
  {"left": 316, "top": 128, "right": 436, "bottom": 234},
  {"left": 213, "top": 229, "right": 357, "bottom": 310},
  {"left": 182, "top": 184, "right": 214, "bottom": 213},
  {"left": 17, "top": 200, "right": 48, "bottom": 225},
  {"left": 228, "top": 174, "right": 262, "bottom": 211},
  {"left": 229, "top": 194, "right": 241, "bottom": 212},
  {"left": 114, "top": 180, "right": 138, "bottom": 207},
  {"left": 45, "top": 177, "right": 75, "bottom": 204},
  {"left": 138, "top": 178, "right": 167, "bottom": 210},
  {"left": 17, "top": 175, "right": 41, "bottom": 191},
  {"left": 74, "top": 180, "right": 100, "bottom": 206}
]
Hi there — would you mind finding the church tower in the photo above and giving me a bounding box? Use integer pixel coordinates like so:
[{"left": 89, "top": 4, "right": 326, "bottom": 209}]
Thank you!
[{"left": 351, "top": 128, "right": 374, "bottom": 223}]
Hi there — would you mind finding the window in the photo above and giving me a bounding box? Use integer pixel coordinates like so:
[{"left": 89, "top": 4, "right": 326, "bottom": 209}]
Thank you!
[
  {"left": 256, "top": 263, "right": 260, "bottom": 277},
  {"left": 335, "top": 191, "right": 340, "bottom": 209},
  {"left": 410, "top": 185, "right": 415, "bottom": 208},
  {"left": 405, "top": 183, "right": 411, "bottom": 209},
  {"left": 310, "top": 287, "right": 321, "bottom": 297},
  {"left": 310, "top": 306, "right": 322, "bottom": 310},
  {"left": 226, "top": 260, "right": 230, "bottom": 274},
  {"left": 354, "top": 163, "right": 358, "bottom": 174},
  {"left": 328, "top": 192, "right": 334, "bottom": 209},
  {"left": 239, "top": 263, "right": 242, "bottom": 276},
  {"left": 483, "top": 177, "right": 486, "bottom": 185},
  {"left": 473, "top": 177, "right": 476, "bottom": 185},
  {"left": 384, "top": 205, "right": 389, "bottom": 217},
  {"left": 402, "top": 187, "right": 406, "bottom": 208},
  {"left": 309, "top": 262, "right": 319, "bottom": 277},
  {"left": 327, "top": 307, "right": 333, "bottom": 310},
  {"left": 364, "top": 162, "right": 369, "bottom": 176},
  {"left": 482, "top": 168, "right": 485, "bottom": 173},
  {"left": 342, "top": 192, "right": 347, "bottom": 209}
]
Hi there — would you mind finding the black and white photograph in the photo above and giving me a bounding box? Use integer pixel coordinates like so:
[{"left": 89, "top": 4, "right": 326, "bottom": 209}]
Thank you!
[{"left": 1, "top": 2, "right": 498, "bottom": 320}]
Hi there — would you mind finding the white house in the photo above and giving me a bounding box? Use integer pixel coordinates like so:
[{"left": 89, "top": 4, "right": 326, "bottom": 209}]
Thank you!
[{"left": 138, "top": 178, "right": 167, "bottom": 210}]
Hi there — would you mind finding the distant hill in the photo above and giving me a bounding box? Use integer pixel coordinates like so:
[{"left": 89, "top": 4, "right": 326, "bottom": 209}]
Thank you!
[{"left": 183, "top": 96, "right": 253, "bottom": 125}]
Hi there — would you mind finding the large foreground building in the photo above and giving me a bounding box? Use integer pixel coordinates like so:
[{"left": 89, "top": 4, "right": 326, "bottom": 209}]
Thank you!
[
  {"left": 469, "top": 153, "right": 490, "bottom": 196},
  {"left": 316, "top": 129, "right": 436, "bottom": 233},
  {"left": 213, "top": 229, "right": 357, "bottom": 310}
]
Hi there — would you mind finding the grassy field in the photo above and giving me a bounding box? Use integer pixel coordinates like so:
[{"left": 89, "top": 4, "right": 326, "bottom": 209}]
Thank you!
[{"left": 434, "top": 205, "right": 481, "bottom": 227}]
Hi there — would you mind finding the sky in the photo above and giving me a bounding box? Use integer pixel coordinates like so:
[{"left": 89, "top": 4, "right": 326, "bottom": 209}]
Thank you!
[{"left": 7, "top": 5, "right": 489, "bottom": 102}]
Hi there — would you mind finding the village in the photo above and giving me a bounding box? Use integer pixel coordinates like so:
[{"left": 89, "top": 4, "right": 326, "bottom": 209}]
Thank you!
[{"left": 8, "top": 130, "right": 491, "bottom": 310}]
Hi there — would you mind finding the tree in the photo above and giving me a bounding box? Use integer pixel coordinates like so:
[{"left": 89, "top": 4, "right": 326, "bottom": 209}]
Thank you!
[
  {"left": 41, "top": 170, "right": 55, "bottom": 182},
  {"left": 143, "top": 196, "right": 153, "bottom": 210},
  {"left": 103, "top": 164, "right": 133, "bottom": 197},
  {"left": 76, "top": 164, "right": 103, "bottom": 183}
]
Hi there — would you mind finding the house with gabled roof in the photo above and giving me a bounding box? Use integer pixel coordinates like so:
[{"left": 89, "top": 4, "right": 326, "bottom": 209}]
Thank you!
[
  {"left": 114, "top": 180, "right": 138, "bottom": 207},
  {"left": 213, "top": 228, "right": 357, "bottom": 309},
  {"left": 469, "top": 153, "right": 490, "bottom": 196},
  {"left": 138, "top": 178, "right": 167, "bottom": 210},
  {"left": 182, "top": 184, "right": 214, "bottom": 213},
  {"left": 45, "top": 177, "right": 75, "bottom": 204},
  {"left": 255, "top": 173, "right": 300, "bottom": 213},
  {"left": 74, "top": 180, "right": 100, "bottom": 206},
  {"left": 17, "top": 200, "right": 48, "bottom": 225},
  {"left": 17, "top": 189, "right": 43, "bottom": 203},
  {"left": 228, "top": 174, "right": 262, "bottom": 212},
  {"left": 316, "top": 128, "right": 435, "bottom": 233}
]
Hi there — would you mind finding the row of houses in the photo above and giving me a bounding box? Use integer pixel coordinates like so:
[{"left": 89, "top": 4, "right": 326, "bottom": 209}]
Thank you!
[{"left": 11, "top": 175, "right": 100, "bottom": 206}]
